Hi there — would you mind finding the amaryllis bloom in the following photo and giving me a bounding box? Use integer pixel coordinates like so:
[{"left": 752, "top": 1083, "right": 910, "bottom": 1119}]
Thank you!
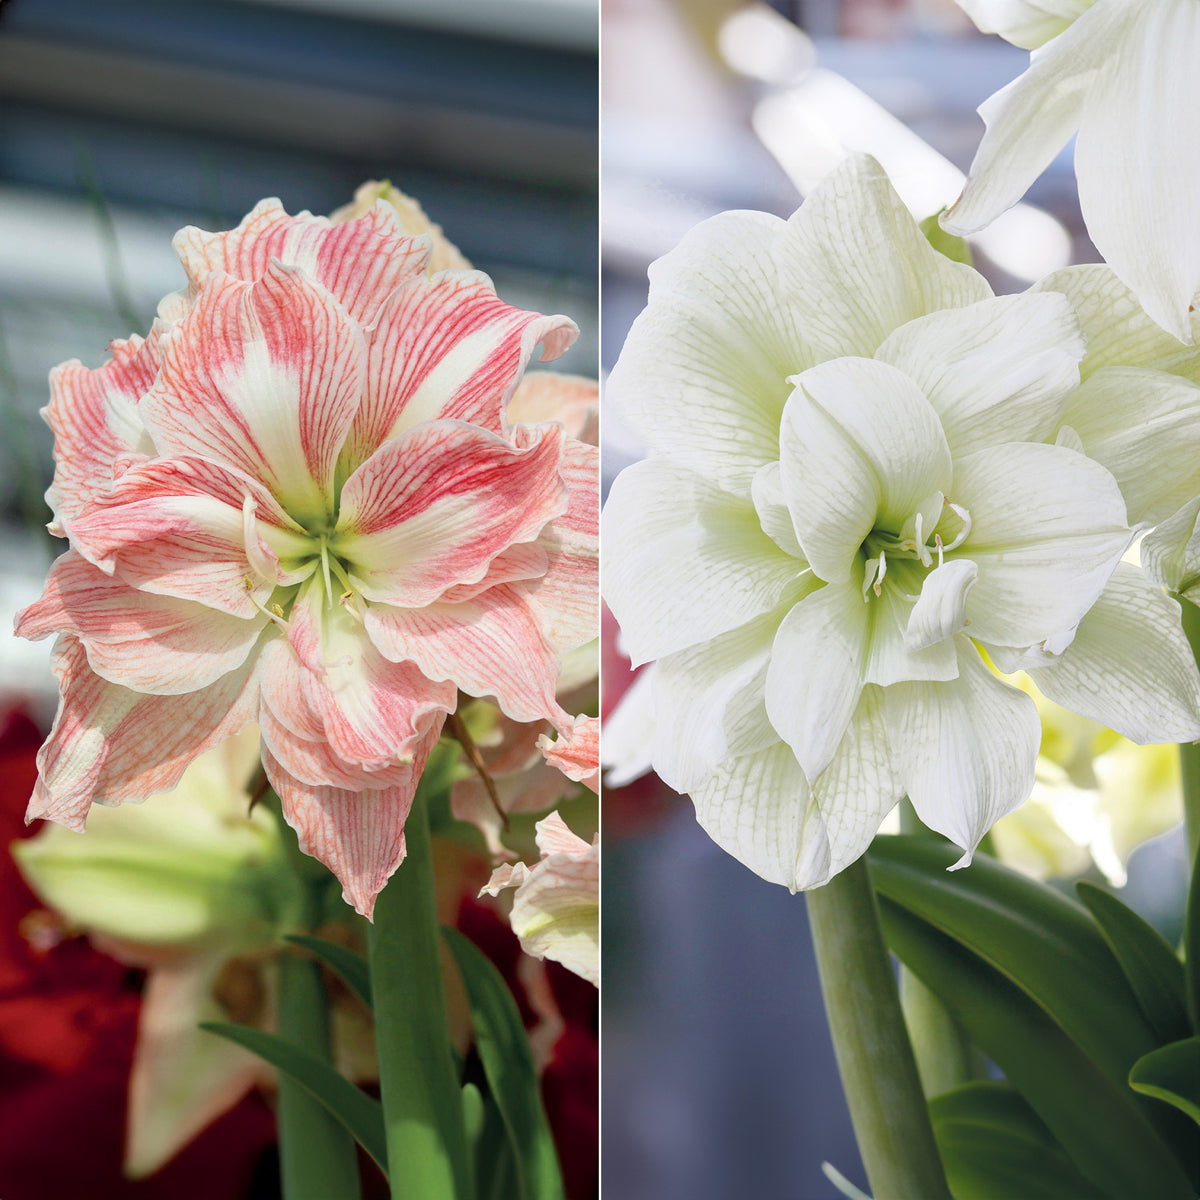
[
  {"left": 481, "top": 812, "right": 598, "bottom": 986},
  {"left": 943, "top": 0, "right": 1200, "bottom": 342},
  {"left": 17, "top": 197, "right": 598, "bottom": 918},
  {"left": 602, "top": 154, "right": 1200, "bottom": 892}
]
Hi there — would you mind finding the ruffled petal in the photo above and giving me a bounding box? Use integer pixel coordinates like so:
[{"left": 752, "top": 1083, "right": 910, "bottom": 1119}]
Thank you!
[
  {"left": 952, "top": 442, "right": 1129, "bottom": 646},
  {"left": 874, "top": 293, "right": 1083, "bottom": 456},
  {"left": 264, "top": 722, "right": 441, "bottom": 919},
  {"left": 172, "top": 197, "right": 430, "bottom": 327},
  {"left": 27, "top": 636, "right": 260, "bottom": 830},
  {"left": 67, "top": 455, "right": 312, "bottom": 618},
  {"left": 784, "top": 154, "right": 991, "bottom": 361},
  {"left": 507, "top": 372, "right": 598, "bottom": 444},
  {"left": 601, "top": 459, "right": 804, "bottom": 665},
  {"left": 334, "top": 420, "right": 566, "bottom": 608},
  {"left": 1073, "top": 1, "right": 1200, "bottom": 341},
  {"left": 941, "top": 0, "right": 1126, "bottom": 236},
  {"left": 780, "top": 357, "right": 953, "bottom": 583},
  {"left": 141, "top": 262, "right": 366, "bottom": 524},
  {"left": 364, "top": 584, "right": 564, "bottom": 726},
  {"left": 883, "top": 644, "right": 1041, "bottom": 865},
  {"left": 1057, "top": 366, "right": 1200, "bottom": 525},
  {"left": 16, "top": 552, "right": 265, "bottom": 695},
  {"left": 906, "top": 559, "right": 979, "bottom": 651},
  {"left": 539, "top": 715, "right": 599, "bottom": 793},
  {"left": 342, "top": 272, "right": 577, "bottom": 471},
  {"left": 1028, "top": 562, "right": 1200, "bottom": 743},
  {"left": 1141, "top": 496, "right": 1200, "bottom": 602},
  {"left": 43, "top": 332, "right": 159, "bottom": 529},
  {"left": 606, "top": 209, "right": 813, "bottom": 497}
]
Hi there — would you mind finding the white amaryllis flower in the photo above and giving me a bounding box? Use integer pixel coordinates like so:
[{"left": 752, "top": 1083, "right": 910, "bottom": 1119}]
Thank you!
[
  {"left": 943, "top": 0, "right": 1200, "bottom": 342},
  {"left": 602, "top": 154, "right": 1200, "bottom": 892}
]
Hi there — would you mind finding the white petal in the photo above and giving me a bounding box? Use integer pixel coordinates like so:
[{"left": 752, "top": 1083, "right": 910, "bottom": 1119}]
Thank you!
[
  {"left": 952, "top": 442, "right": 1129, "bottom": 646},
  {"left": 941, "top": 1, "right": 1126, "bottom": 235},
  {"left": 784, "top": 155, "right": 991, "bottom": 361},
  {"left": 1142, "top": 496, "right": 1200, "bottom": 601},
  {"left": 874, "top": 293, "right": 1083, "bottom": 456},
  {"left": 1058, "top": 366, "right": 1200, "bottom": 525},
  {"left": 1028, "top": 563, "right": 1200, "bottom": 743},
  {"left": 884, "top": 644, "right": 1041, "bottom": 864},
  {"left": 690, "top": 741, "right": 830, "bottom": 892},
  {"left": 652, "top": 586, "right": 814, "bottom": 792},
  {"left": 765, "top": 578, "right": 867, "bottom": 782},
  {"left": 752, "top": 461, "right": 803, "bottom": 558},
  {"left": 602, "top": 459, "right": 805, "bottom": 664},
  {"left": 1074, "top": 2, "right": 1200, "bottom": 342},
  {"left": 956, "top": 0, "right": 1095, "bottom": 49},
  {"left": 1032, "top": 264, "right": 1200, "bottom": 380},
  {"left": 600, "top": 665, "right": 656, "bottom": 788},
  {"left": 607, "top": 210, "right": 813, "bottom": 496},
  {"left": 780, "top": 357, "right": 953, "bottom": 583},
  {"left": 864, "top": 560, "right": 961, "bottom": 686},
  {"left": 906, "top": 559, "right": 979, "bottom": 651}
]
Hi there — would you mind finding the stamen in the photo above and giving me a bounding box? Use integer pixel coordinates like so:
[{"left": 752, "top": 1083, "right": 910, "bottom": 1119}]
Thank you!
[
  {"left": 934, "top": 533, "right": 944, "bottom": 568},
  {"left": 873, "top": 549, "right": 887, "bottom": 597},
  {"left": 245, "top": 589, "right": 292, "bottom": 632},
  {"left": 319, "top": 536, "right": 335, "bottom": 608},
  {"left": 942, "top": 502, "right": 973, "bottom": 553}
]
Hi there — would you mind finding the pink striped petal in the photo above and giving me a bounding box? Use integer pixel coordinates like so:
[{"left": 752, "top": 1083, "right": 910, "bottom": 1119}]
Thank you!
[
  {"left": 43, "top": 331, "right": 160, "bottom": 529},
  {"left": 540, "top": 714, "right": 599, "bottom": 793},
  {"left": 140, "top": 263, "right": 366, "bottom": 523},
  {"left": 334, "top": 420, "right": 567, "bottom": 607},
  {"left": 28, "top": 636, "right": 260, "bottom": 831},
  {"left": 263, "top": 720, "right": 443, "bottom": 918},
  {"left": 364, "top": 584, "right": 564, "bottom": 725},
  {"left": 172, "top": 198, "right": 430, "bottom": 327},
  {"left": 257, "top": 591, "right": 455, "bottom": 781},
  {"left": 528, "top": 438, "right": 598, "bottom": 658},
  {"left": 341, "top": 272, "right": 578, "bottom": 471},
  {"left": 68, "top": 456, "right": 312, "bottom": 618},
  {"left": 507, "top": 372, "right": 599, "bottom": 444},
  {"left": 16, "top": 552, "right": 266, "bottom": 695}
]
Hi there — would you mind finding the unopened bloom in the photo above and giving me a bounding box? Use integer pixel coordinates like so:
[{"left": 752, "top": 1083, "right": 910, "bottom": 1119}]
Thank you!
[
  {"left": 481, "top": 811, "right": 598, "bottom": 986},
  {"left": 18, "top": 197, "right": 597, "bottom": 917},
  {"left": 944, "top": 0, "right": 1200, "bottom": 342},
  {"left": 603, "top": 154, "right": 1200, "bottom": 892}
]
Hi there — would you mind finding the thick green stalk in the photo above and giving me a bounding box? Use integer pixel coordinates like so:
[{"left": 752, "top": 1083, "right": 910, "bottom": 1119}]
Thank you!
[
  {"left": 1177, "top": 594, "right": 1200, "bottom": 863},
  {"left": 269, "top": 790, "right": 361, "bottom": 1200},
  {"left": 807, "top": 855, "right": 954, "bottom": 1200},
  {"left": 368, "top": 795, "right": 471, "bottom": 1199}
]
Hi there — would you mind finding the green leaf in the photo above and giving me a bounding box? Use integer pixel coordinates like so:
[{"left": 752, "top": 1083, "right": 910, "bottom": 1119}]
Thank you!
[
  {"left": 870, "top": 836, "right": 1156, "bottom": 1085},
  {"left": 443, "top": 928, "right": 564, "bottom": 1200},
  {"left": 879, "top": 898, "right": 1196, "bottom": 1200},
  {"left": 1186, "top": 840, "right": 1200, "bottom": 1033},
  {"left": 1076, "top": 882, "right": 1189, "bottom": 1045},
  {"left": 1130, "top": 1039, "right": 1200, "bottom": 1125},
  {"left": 202, "top": 1021, "right": 388, "bottom": 1176},
  {"left": 463, "top": 1081, "right": 486, "bottom": 1144},
  {"left": 286, "top": 935, "right": 373, "bottom": 1010},
  {"left": 920, "top": 209, "right": 973, "bottom": 266},
  {"left": 929, "top": 1083, "right": 1110, "bottom": 1200}
]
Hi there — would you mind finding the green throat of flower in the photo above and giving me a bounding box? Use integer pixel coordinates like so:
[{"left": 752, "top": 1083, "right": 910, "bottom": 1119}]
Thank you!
[{"left": 860, "top": 492, "right": 972, "bottom": 602}]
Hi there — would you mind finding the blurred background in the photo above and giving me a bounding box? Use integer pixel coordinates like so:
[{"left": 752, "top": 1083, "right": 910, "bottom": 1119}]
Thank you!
[
  {"left": 0, "top": 2, "right": 596, "bottom": 1197},
  {"left": 600, "top": 2, "right": 1192, "bottom": 1198}
]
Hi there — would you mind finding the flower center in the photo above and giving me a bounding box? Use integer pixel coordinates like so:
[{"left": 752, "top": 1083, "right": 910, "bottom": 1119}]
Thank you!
[{"left": 860, "top": 492, "right": 972, "bottom": 601}]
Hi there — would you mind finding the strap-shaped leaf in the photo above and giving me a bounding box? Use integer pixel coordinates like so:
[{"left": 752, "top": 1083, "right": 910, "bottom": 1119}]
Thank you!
[
  {"left": 879, "top": 899, "right": 1196, "bottom": 1200},
  {"left": 1130, "top": 1039, "right": 1200, "bottom": 1125},
  {"left": 1076, "top": 882, "right": 1189, "bottom": 1045},
  {"left": 1186, "top": 840, "right": 1200, "bottom": 1033},
  {"left": 870, "top": 836, "right": 1156, "bottom": 1084},
  {"left": 443, "top": 928, "right": 564, "bottom": 1200},
  {"left": 286, "top": 935, "right": 373, "bottom": 1010},
  {"left": 930, "top": 1082, "right": 1109, "bottom": 1200},
  {"left": 203, "top": 1021, "right": 388, "bottom": 1176}
]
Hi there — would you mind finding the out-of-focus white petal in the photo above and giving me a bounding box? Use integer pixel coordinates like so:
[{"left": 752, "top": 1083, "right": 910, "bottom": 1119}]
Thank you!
[
  {"left": 956, "top": 0, "right": 1095, "bottom": 49},
  {"left": 885, "top": 645, "right": 1041, "bottom": 864},
  {"left": 1142, "top": 496, "right": 1200, "bottom": 602},
  {"left": 1028, "top": 563, "right": 1200, "bottom": 743},
  {"left": 602, "top": 459, "right": 803, "bottom": 665},
  {"left": 874, "top": 293, "right": 1083, "bottom": 456},
  {"left": 780, "top": 357, "right": 952, "bottom": 583}
]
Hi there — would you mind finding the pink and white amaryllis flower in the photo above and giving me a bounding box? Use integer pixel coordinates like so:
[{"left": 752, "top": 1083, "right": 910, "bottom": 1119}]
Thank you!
[{"left": 17, "top": 198, "right": 597, "bottom": 918}]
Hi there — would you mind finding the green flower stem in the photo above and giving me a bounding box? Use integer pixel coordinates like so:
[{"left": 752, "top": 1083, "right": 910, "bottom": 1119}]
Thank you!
[
  {"left": 896, "top": 804, "right": 975, "bottom": 1097},
  {"left": 368, "top": 793, "right": 471, "bottom": 1199},
  {"left": 1177, "top": 594, "right": 1200, "bottom": 863},
  {"left": 807, "top": 855, "right": 954, "bottom": 1200},
  {"left": 268, "top": 790, "right": 361, "bottom": 1200}
]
